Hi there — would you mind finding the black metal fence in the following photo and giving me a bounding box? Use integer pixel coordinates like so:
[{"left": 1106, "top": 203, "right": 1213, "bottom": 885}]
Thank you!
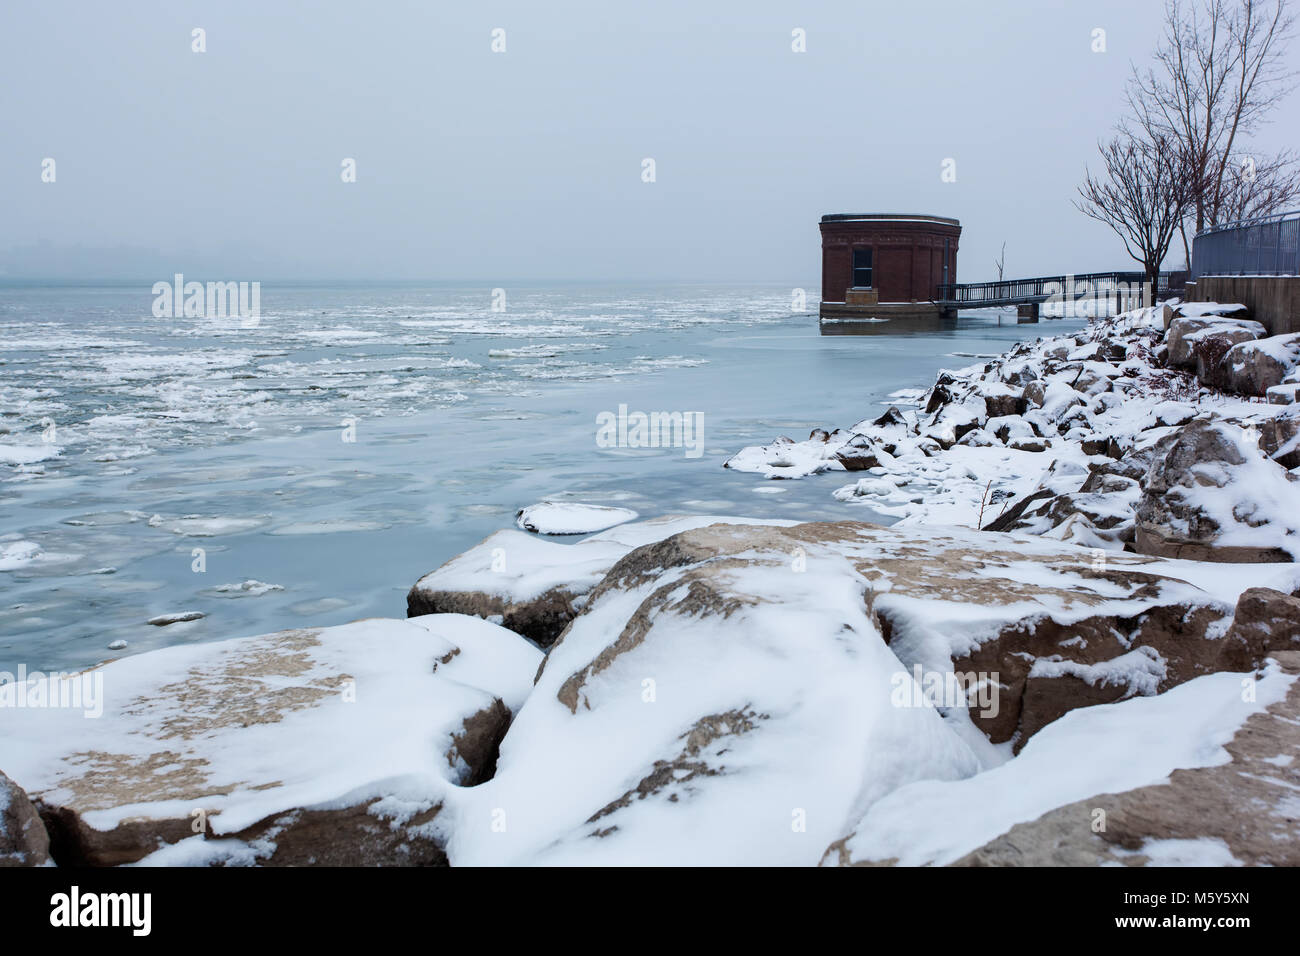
[
  {"left": 1191, "top": 209, "right": 1300, "bottom": 279},
  {"left": 936, "top": 271, "right": 1167, "bottom": 308}
]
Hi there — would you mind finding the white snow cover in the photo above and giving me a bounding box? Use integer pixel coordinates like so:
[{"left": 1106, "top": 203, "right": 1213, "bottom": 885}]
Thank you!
[
  {"left": 433, "top": 518, "right": 1268, "bottom": 867},
  {"left": 413, "top": 514, "right": 798, "bottom": 605},
  {"left": 1162, "top": 419, "right": 1300, "bottom": 559},
  {"left": 443, "top": 535, "right": 984, "bottom": 866},
  {"left": 722, "top": 433, "right": 850, "bottom": 479},
  {"left": 1027, "top": 646, "right": 1167, "bottom": 697},
  {"left": 828, "top": 660, "right": 1294, "bottom": 866},
  {"left": 1231, "top": 331, "right": 1300, "bottom": 367},
  {"left": 515, "top": 501, "right": 639, "bottom": 535},
  {"left": 1172, "top": 302, "right": 1249, "bottom": 318},
  {"left": 727, "top": 305, "right": 1300, "bottom": 537},
  {"left": 0, "top": 615, "right": 541, "bottom": 862}
]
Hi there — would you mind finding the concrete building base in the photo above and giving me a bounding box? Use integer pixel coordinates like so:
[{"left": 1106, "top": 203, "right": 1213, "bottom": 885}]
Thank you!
[
  {"left": 1184, "top": 276, "right": 1300, "bottom": 335},
  {"left": 819, "top": 301, "right": 957, "bottom": 334}
]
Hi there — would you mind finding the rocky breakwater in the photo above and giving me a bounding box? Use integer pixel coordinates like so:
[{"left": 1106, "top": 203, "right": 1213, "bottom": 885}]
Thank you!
[
  {"left": 726, "top": 302, "right": 1300, "bottom": 562},
  {"left": 6, "top": 300, "right": 1300, "bottom": 867},
  {"left": 6, "top": 509, "right": 1299, "bottom": 865},
  {"left": 406, "top": 515, "right": 1300, "bottom": 865}
]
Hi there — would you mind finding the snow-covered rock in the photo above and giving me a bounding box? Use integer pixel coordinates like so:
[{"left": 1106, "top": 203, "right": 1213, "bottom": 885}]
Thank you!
[
  {"left": 1217, "top": 587, "right": 1300, "bottom": 671},
  {"left": 0, "top": 615, "right": 542, "bottom": 866},
  {"left": 722, "top": 431, "right": 850, "bottom": 479},
  {"left": 1223, "top": 332, "right": 1300, "bottom": 397},
  {"left": 1268, "top": 382, "right": 1300, "bottom": 405},
  {"left": 515, "top": 501, "right": 638, "bottom": 535},
  {"left": 0, "top": 771, "right": 49, "bottom": 867},
  {"left": 1258, "top": 406, "right": 1300, "bottom": 469},
  {"left": 440, "top": 519, "right": 1272, "bottom": 866},
  {"left": 1135, "top": 418, "right": 1300, "bottom": 562},
  {"left": 949, "top": 652, "right": 1300, "bottom": 867},
  {"left": 1165, "top": 314, "right": 1265, "bottom": 384},
  {"left": 146, "top": 611, "right": 206, "bottom": 626},
  {"left": 824, "top": 655, "right": 1297, "bottom": 867},
  {"left": 407, "top": 514, "right": 797, "bottom": 645},
  {"left": 724, "top": 304, "right": 1300, "bottom": 554}
]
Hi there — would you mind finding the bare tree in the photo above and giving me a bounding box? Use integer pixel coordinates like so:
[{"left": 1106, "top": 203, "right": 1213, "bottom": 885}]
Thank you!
[
  {"left": 1076, "top": 125, "right": 1197, "bottom": 286},
  {"left": 1215, "top": 148, "right": 1300, "bottom": 220},
  {"left": 1129, "top": 0, "right": 1297, "bottom": 261},
  {"left": 993, "top": 242, "right": 1006, "bottom": 281}
]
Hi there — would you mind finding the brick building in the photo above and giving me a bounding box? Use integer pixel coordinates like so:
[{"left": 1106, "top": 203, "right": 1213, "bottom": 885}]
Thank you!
[{"left": 818, "top": 214, "right": 961, "bottom": 323}]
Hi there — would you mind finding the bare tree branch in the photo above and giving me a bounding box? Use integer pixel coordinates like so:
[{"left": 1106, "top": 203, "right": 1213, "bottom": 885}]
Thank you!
[{"left": 1076, "top": 126, "right": 1198, "bottom": 286}]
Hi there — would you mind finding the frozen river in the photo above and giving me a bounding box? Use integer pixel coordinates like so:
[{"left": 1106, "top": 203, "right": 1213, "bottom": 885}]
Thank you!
[{"left": 0, "top": 281, "right": 1087, "bottom": 672}]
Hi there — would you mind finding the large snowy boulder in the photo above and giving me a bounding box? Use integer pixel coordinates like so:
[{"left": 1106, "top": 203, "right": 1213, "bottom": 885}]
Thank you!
[
  {"left": 0, "top": 615, "right": 541, "bottom": 866},
  {"left": 1216, "top": 587, "right": 1300, "bottom": 671},
  {"left": 407, "top": 515, "right": 797, "bottom": 646},
  {"left": 1135, "top": 419, "right": 1300, "bottom": 562},
  {"left": 1259, "top": 406, "right": 1300, "bottom": 469},
  {"left": 823, "top": 655, "right": 1297, "bottom": 866},
  {"left": 442, "top": 520, "right": 1251, "bottom": 866},
  {"left": 987, "top": 481, "right": 1142, "bottom": 549},
  {"left": 0, "top": 771, "right": 49, "bottom": 867},
  {"left": 1269, "top": 382, "right": 1300, "bottom": 405},
  {"left": 1222, "top": 333, "right": 1300, "bottom": 397},
  {"left": 1165, "top": 315, "right": 1265, "bottom": 373},
  {"left": 951, "top": 652, "right": 1300, "bottom": 866}
]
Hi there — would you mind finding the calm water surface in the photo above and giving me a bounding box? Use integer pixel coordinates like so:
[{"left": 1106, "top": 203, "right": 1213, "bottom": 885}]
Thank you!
[{"left": 0, "top": 282, "right": 1087, "bottom": 671}]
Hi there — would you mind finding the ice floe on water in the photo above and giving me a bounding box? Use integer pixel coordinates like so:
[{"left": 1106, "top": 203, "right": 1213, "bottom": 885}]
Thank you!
[
  {"left": 209, "top": 580, "right": 284, "bottom": 597},
  {"left": 488, "top": 343, "right": 609, "bottom": 359},
  {"left": 0, "top": 540, "right": 42, "bottom": 571},
  {"left": 0, "top": 444, "right": 62, "bottom": 465},
  {"left": 515, "top": 501, "right": 639, "bottom": 535}
]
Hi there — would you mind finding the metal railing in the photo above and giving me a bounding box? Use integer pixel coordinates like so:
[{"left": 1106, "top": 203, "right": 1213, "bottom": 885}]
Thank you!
[
  {"left": 936, "top": 271, "right": 1168, "bottom": 308},
  {"left": 1191, "top": 209, "right": 1300, "bottom": 279}
]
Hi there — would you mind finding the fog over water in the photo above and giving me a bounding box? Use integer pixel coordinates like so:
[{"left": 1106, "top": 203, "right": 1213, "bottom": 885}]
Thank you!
[{"left": 7, "top": 1, "right": 1294, "bottom": 281}]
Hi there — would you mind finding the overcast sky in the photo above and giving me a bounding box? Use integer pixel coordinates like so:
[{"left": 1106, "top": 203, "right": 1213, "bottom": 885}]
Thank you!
[{"left": 2, "top": 0, "right": 1296, "bottom": 283}]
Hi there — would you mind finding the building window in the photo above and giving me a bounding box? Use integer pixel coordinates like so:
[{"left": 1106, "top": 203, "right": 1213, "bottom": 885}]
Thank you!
[{"left": 852, "top": 249, "right": 873, "bottom": 288}]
